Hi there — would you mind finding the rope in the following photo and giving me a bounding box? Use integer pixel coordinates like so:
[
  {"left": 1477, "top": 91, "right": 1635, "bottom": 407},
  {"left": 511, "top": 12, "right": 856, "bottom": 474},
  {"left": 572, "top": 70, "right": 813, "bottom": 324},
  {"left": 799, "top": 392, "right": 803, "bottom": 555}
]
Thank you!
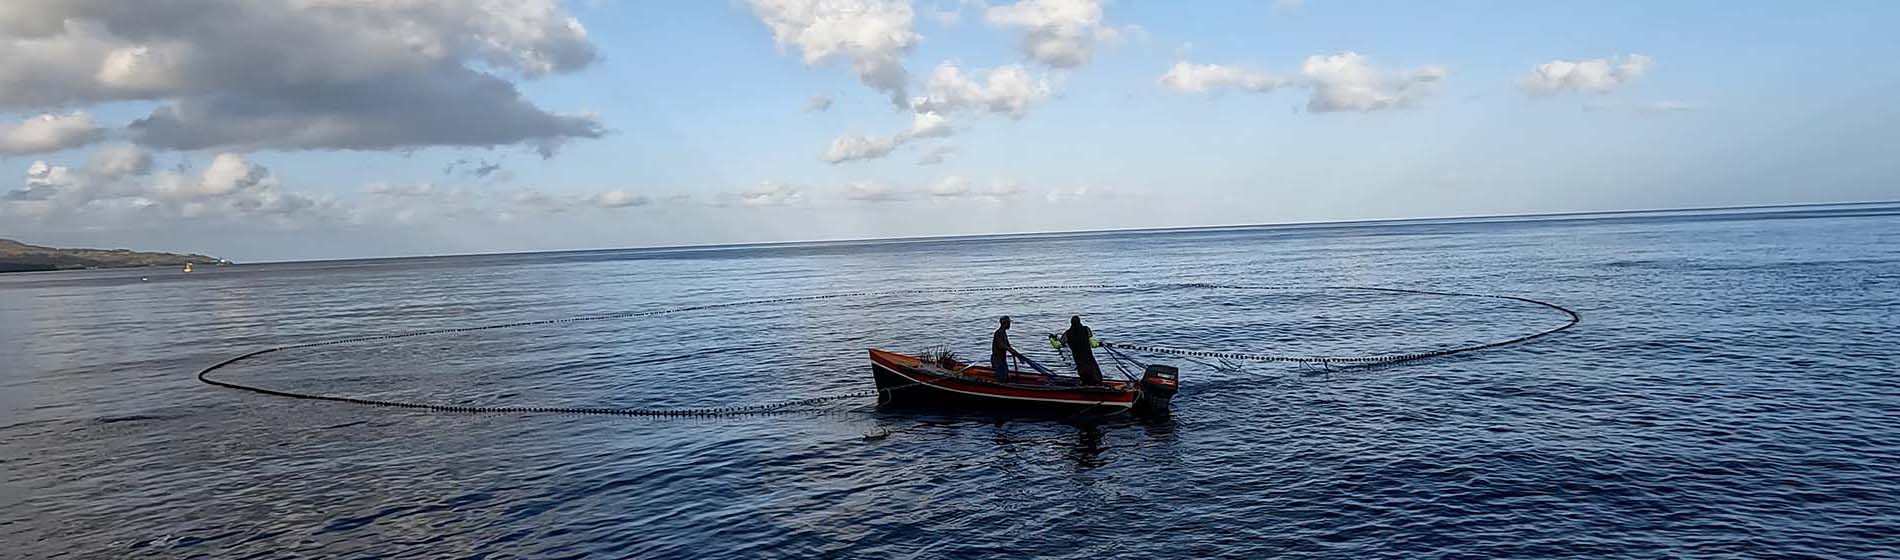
[
  {"left": 199, "top": 348, "right": 880, "bottom": 416},
  {"left": 1101, "top": 284, "right": 1583, "bottom": 366},
  {"left": 195, "top": 283, "right": 1580, "bottom": 416}
]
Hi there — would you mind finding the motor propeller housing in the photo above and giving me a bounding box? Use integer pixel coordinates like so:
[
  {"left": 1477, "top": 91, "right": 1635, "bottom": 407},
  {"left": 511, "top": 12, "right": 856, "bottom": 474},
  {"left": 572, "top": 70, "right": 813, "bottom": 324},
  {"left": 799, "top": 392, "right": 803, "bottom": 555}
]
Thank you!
[{"left": 1137, "top": 364, "right": 1180, "bottom": 415}]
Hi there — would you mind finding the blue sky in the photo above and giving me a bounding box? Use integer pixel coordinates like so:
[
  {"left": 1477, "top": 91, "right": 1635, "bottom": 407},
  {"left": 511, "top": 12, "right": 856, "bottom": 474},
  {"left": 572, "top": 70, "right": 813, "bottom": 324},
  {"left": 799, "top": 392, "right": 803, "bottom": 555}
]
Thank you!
[{"left": 1, "top": 0, "right": 1895, "bottom": 261}]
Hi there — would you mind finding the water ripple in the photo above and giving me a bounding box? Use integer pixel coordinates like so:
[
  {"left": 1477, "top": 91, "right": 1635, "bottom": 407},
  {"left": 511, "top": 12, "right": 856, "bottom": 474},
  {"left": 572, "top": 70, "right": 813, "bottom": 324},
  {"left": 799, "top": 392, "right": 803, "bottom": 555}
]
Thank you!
[{"left": 3, "top": 213, "right": 1898, "bottom": 558}]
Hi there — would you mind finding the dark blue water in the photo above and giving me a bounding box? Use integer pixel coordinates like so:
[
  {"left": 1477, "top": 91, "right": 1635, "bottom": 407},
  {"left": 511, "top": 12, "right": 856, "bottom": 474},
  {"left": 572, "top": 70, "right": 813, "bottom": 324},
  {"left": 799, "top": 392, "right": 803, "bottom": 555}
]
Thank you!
[{"left": 3, "top": 206, "right": 1898, "bottom": 558}]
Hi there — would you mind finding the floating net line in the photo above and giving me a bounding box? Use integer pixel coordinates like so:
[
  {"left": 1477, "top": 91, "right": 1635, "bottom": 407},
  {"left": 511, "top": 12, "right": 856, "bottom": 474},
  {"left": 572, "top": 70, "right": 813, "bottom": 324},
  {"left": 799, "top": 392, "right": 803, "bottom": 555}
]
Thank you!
[{"left": 196, "top": 283, "right": 1580, "bottom": 416}]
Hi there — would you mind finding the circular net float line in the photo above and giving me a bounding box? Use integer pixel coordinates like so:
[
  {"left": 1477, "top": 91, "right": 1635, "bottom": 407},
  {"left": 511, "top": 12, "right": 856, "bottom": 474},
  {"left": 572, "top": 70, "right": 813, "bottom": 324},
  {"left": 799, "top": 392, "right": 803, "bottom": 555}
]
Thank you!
[
  {"left": 196, "top": 283, "right": 1581, "bottom": 416},
  {"left": 1103, "top": 284, "right": 1582, "bottom": 365}
]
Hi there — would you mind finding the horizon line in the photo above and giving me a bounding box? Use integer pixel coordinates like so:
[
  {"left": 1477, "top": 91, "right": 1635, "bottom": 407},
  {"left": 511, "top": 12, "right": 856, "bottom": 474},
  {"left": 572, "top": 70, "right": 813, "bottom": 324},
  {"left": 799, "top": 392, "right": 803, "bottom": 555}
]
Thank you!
[{"left": 225, "top": 197, "right": 1900, "bottom": 266}]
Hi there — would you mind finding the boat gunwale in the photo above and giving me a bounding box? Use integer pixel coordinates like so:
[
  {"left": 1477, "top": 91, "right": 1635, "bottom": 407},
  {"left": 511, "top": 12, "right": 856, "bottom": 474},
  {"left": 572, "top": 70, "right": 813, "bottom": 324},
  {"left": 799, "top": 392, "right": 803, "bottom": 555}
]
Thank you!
[{"left": 869, "top": 348, "right": 1139, "bottom": 405}]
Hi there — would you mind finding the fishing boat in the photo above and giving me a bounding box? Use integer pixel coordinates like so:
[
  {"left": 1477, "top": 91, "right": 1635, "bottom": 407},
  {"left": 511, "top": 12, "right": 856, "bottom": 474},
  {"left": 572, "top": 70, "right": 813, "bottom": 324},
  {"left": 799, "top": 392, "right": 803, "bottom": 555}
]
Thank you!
[{"left": 868, "top": 348, "right": 1179, "bottom": 417}]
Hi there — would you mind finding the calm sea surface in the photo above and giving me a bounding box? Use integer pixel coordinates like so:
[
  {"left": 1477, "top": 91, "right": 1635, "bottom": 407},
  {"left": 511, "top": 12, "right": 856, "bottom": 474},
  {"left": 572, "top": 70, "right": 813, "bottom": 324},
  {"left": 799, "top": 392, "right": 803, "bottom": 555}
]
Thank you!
[{"left": 3, "top": 206, "right": 1898, "bottom": 559}]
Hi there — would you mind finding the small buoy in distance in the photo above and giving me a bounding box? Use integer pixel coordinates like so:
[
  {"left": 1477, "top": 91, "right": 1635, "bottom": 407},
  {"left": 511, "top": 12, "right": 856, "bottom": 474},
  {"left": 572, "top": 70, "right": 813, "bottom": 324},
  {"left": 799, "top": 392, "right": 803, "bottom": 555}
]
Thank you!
[
  {"left": 140, "top": 277, "right": 149, "bottom": 282},
  {"left": 863, "top": 428, "right": 891, "bottom": 440}
]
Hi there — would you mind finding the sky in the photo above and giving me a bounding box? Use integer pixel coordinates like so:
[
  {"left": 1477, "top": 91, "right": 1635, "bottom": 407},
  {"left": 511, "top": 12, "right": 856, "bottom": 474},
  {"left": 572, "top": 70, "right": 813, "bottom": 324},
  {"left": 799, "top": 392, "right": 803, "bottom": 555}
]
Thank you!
[{"left": 1, "top": 0, "right": 1896, "bottom": 262}]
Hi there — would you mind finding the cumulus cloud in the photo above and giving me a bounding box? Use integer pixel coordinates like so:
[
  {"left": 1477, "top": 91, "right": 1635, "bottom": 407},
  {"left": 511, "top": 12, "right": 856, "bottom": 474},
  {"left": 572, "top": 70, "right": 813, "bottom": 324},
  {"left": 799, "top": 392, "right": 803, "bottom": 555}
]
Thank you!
[
  {"left": 86, "top": 144, "right": 153, "bottom": 179},
  {"left": 1300, "top": 52, "right": 1447, "bottom": 112},
  {"left": 5, "top": 162, "right": 68, "bottom": 201},
  {"left": 927, "top": 175, "right": 974, "bottom": 197},
  {"left": 0, "top": 0, "right": 602, "bottom": 154},
  {"left": 829, "top": 175, "right": 1024, "bottom": 203},
  {"left": 0, "top": 112, "right": 105, "bottom": 155},
  {"left": 822, "top": 134, "right": 904, "bottom": 164},
  {"left": 4, "top": 152, "right": 659, "bottom": 233},
  {"left": 842, "top": 180, "right": 912, "bottom": 202},
  {"left": 804, "top": 95, "right": 834, "bottom": 112},
  {"left": 180, "top": 153, "right": 272, "bottom": 198},
  {"left": 928, "top": 175, "right": 1023, "bottom": 202},
  {"left": 984, "top": 0, "right": 1119, "bottom": 68},
  {"left": 822, "top": 61, "right": 1049, "bottom": 164},
  {"left": 913, "top": 63, "right": 1051, "bottom": 118},
  {"left": 749, "top": 0, "right": 920, "bottom": 108},
  {"left": 1520, "top": 55, "right": 1652, "bottom": 95},
  {"left": 592, "top": 189, "right": 650, "bottom": 208},
  {"left": 721, "top": 182, "right": 807, "bottom": 207},
  {"left": 1158, "top": 62, "right": 1286, "bottom": 94},
  {"left": 1161, "top": 53, "right": 1445, "bottom": 111},
  {"left": 821, "top": 111, "right": 954, "bottom": 164},
  {"left": 358, "top": 182, "right": 651, "bottom": 225},
  {"left": 916, "top": 144, "right": 957, "bottom": 165},
  {"left": 3, "top": 152, "right": 338, "bottom": 226},
  {"left": 908, "top": 111, "right": 953, "bottom": 138}
]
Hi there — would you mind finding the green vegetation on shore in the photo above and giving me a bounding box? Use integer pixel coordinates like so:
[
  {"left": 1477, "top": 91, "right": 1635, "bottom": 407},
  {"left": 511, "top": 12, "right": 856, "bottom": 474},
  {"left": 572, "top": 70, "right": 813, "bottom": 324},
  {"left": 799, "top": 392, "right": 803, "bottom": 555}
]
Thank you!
[{"left": 0, "top": 239, "right": 227, "bottom": 273}]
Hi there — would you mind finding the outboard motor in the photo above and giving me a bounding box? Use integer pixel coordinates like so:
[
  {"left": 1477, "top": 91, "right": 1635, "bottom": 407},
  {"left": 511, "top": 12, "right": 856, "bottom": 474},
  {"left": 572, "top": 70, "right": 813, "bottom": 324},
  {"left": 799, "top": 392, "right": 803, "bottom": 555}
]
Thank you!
[{"left": 1135, "top": 364, "right": 1179, "bottom": 416}]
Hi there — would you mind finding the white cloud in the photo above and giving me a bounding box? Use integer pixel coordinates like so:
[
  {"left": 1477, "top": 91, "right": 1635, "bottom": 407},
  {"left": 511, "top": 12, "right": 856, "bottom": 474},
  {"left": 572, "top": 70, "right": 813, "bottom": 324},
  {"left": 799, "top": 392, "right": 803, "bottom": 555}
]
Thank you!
[
  {"left": 723, "top": 182, "right": 807, "bottom": 207},
  {"left": 1043, "top": 185, "right": 1137, "bottom": 203},
  {"left": 749, "top": 0, "right": 920, "bottom": 108},
  {"left": 913, "top": 63, "right": 1051, "bottom": 119},
  {"left": 0, "top": 112, "right": 104, "bottom": 155},
  {"left": 908, "top": 111, "right": 954, "bottom": 138},
  {"left": 818, "top": 61, "right": 1048, "bottom": 165},
  {"left": 802, "top": 53, "right": 1048, "bottom": 166},
  {"left": 821, "top": 111, "right": 954, "bottom": 164},
  {"left": 592, "top": 189, "right": 650, "bottom": 208},
  {"left": 510, "top": 189, "right": 561, "bottom": 210},
  {"left": 5, "top": 152, "right": 663, "bottom": 233},
  {"left": 365, "top": 182, "right": 443, "bottom": 198},
  {"left": 1156, "top": 53, "right": 1446, "bottom": 111},
  {"left": 1300, "top": 52, "right": 1448, "bottom": 112},
  {"left": 0, "top": 0, "right": 601, "bottom": 153},
  {"left": 358, "top": 182, "right": 480, "bottom": 223},
  {"left": 829, "top": 175, "right": 1025, "bottom": 203},
  {"left": 928, "top": 175, "right": 974, "bottom": 197},
  {"left": 499, "top": 187, "right": 656, "bottom": 215},
  {"left": 185, "top": 153, "right": 272, "bottom": 198},
  {"left": 916, "top": 144, "right": 957, "bottom": 165},
  {"left": 86, "top": 144, "right": 152, "bottom": 179},
  {"left": 1584, "top": 99, "right": 1704, "bottom": 114},
  {"left": 928, "top": 175, "right": 1023, "bottom": 202},
  {"left": 804, "top": 95, "right": 834, "bottom": 112},
  {"left": 1520, "top": 55, "right": 1652, "bottom": 95},
  {"left": 358, "top": 182, "right": 651, "bottom": 224},
  {"left": 4, "top": 153, "right": 338, "bottom": 226},
  {"left": 984, "top": 0, "right": 1119, "bottom": 68},
  {"left": 1158, "top": 62, "right": 1286, "bottom": 94},
  {"left": 822, "top": 134, "right": 904, "bottom": 163},
  {"left": 842, "top": 180, "right": 912, "bottom": 202}
]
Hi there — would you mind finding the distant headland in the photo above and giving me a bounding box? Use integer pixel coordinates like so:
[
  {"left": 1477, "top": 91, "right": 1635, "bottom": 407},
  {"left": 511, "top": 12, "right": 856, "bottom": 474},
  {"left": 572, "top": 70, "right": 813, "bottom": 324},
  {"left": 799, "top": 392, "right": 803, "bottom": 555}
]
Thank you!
[{"left": 0, "top": 238, "right": 227, "bottom": 273}]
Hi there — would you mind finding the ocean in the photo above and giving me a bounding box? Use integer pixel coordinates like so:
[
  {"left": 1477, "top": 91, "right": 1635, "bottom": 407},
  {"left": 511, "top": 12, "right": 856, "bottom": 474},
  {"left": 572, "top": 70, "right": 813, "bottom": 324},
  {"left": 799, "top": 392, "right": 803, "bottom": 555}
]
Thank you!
[{"left": 3, "top": 204, "right": 1897, "bottom": 558}]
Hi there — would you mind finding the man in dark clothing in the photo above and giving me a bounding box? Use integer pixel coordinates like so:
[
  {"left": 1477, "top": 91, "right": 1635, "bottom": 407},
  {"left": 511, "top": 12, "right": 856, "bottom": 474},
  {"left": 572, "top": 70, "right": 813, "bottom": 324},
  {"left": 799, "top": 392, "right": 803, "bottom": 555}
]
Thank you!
[
  {"left": 1064, "top": 315, "right": 1104, "bottom": 385},
  {"left": 991, "top": 316, "right": 1028, "bottom": 382}
]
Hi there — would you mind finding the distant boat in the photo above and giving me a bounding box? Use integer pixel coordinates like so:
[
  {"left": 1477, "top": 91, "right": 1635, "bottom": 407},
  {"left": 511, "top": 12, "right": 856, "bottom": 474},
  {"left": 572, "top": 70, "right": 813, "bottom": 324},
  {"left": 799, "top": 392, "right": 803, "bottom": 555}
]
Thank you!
[{"left": 182, "top": 262, "right": 193, "bottom": 273}]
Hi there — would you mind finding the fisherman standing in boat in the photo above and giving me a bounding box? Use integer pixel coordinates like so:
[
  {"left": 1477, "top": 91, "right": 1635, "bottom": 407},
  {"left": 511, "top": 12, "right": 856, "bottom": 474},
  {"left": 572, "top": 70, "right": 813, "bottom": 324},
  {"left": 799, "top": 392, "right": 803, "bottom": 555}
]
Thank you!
[
  {"left": 992, "top": 316, "right": 1029, "bottom": 382},
  {"left": 1064, "top": 316, "right": 1104, "bottom": 385}
]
